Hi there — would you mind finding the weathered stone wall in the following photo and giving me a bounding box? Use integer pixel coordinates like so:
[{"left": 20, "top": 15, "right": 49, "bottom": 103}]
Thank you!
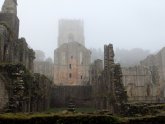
[
  {"left": 0, "top": 64, "right": 53, "bottom": 113},
  {"left": 0, "top": 0, "right": 52, "bottom": 113},
  {"left": 121, "top": 47, "right": 165, "bottom": 103},
  {"left": 54, "top": 42, "right": 91, "bottom": 85},
  {"left": 30, "top": 73, "right": 53, "bottom": 112},
  {"left": 89, "top": 59, "right": 103, "bottom": 108},
  {"left": 51, "top": 85, "right": 92, "bottom": 107},
  {"left": 89, "top": 59, "right": 103, "bottom": 85},
  {"left": 140, "top": 47, "right": 165, "bottom": 98},
  {"left": 13, "top": 38, "right": 35, "bottom": 72},
  {"left": 0, "top": 24, "right": 9, "bottom": 62},
  {"left": 0, "top": 13, "right": 19, "bottom": 39},
  {"left": 0, "top": 74, "right": 8, "bottom": 111},
  {"left": 122, "top": 66, "right": 159, "bottom": 102},
  {"left": 0, "top": 6, "right": 35, "bottom": 72},
  {"left": 90, "top": 44, "right": 127, "bottom": 114}
]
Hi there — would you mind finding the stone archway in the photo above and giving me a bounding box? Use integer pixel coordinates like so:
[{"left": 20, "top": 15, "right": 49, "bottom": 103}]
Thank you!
[{"left": 0, "top": 75, "right": 9, "bottom": 111}]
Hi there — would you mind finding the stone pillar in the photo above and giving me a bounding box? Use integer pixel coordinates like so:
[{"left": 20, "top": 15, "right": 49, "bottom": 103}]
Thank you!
[
  {"left": 104, "top": 45, "right": 109, "bottom": 70},
  {"left": 108, "top": 44, "right": 114, "bottom": 65}
]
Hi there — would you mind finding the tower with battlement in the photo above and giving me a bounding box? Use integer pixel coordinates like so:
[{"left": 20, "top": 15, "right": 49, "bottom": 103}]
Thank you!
[
  {"left": 58, "top": 20, "right": 85, "bottom": 47},
  {"left": 54, "top": 19, "right": 91, "bottom": 85}
]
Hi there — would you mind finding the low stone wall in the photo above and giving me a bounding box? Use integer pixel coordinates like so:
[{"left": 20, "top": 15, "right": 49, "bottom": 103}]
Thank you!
[
  {"left": 51, "top": 85, "right": 93, "bottom": 107},
  {"left": 121, "top": 103, "right": 165, "bottom": 117}
]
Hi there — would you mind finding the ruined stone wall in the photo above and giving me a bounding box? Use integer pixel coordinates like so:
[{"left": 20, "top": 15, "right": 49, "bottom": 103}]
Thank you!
[
  {"left": 90, "top": 44, "right": 127, "bottom": 114},
  {"left": 54, "top": 42, "right": 91, "bottom": 85},
  {"left": 0, "top": 13, "right": 19, "bottom": 39},
  {"left": 0, "top": 74, "right": 8, "bottom": 111},
  {"left": 0, "top": 0, "right": 51, "bottom": 113},
  {"left": 51, "top": 85, "right": 92, "bottom": 107},
  {"left": 13, "top": 38, "right": 35, "bottom": 72},
  {"left": 89, "top": 59, "right": 103, "bottom": 108},
  {"left": 122, "top": 66, "right": 159, "bottom": 102},
  {"left": 30, "top": 73, "right": 53, "bottom": 112},
  {"left": 0, "top": 24, "right": 9, "bottom": 62},
  {"left": 89, "top": 59, "right": 103, "bottom": 85},
  {"left": 0, "top": 13, "right": 35, "bottom": 72},
  {"left": 0, "top": 64, "right": 53, "bottom": 113},
  {"left": 121, "top": 47, "right": 165, "bottom": 103},
  {"left": 140, "top": 47, "right": 165, "bottom": 98}
]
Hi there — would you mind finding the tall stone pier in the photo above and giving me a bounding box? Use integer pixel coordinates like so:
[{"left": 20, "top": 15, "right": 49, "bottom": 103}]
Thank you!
[{"left": 90, "top": 44, "right": 127, "bottom": 114}]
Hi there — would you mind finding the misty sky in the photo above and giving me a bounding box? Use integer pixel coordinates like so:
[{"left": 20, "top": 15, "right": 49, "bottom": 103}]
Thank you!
[{"left": 0, "top": 0, "right": 165, "bottom": 58}]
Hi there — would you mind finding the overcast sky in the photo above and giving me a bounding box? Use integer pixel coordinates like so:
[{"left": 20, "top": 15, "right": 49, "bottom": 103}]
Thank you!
[{"left": 0, "top": 0, "right": 165, "bottom": 58}]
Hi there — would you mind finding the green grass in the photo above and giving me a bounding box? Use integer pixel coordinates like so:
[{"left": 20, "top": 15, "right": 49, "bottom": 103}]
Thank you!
[
  {"left": 0, "top": 105, "right": 164, "bottom": 124},
  {"left": 0, "top": 108, "right": 97, "bottom": 120},
  {"left": 0, "top": 113, "right": 122, "bottom": 124},
  {"left": 46, "top": 107, "right": 97, "bottom": 113}
]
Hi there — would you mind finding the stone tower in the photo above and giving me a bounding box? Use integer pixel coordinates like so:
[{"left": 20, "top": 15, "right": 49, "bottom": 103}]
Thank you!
[
  {"left": 54, "top": 19, "right": 91, "bottom": 85},
  {"left": 0, "top": 0, "right": 19, "bottom": 39},
  {"left": 0, "top": 0, "right": 35, "bottom": 71},
  {"left": 58, "top": 20, "right": 85, "bottom": 47},
  {"left": 1, "top": 0, "right": 17, "bottom": 15}
]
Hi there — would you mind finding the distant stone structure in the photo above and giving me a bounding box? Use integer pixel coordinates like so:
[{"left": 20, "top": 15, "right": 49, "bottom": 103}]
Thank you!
[
  {"left": 51, "top": 20, "right": 92, "bottom": 107},
  {"left": 58, "top": 20, "right": 85, "bottom": 47},
  {"left": 34, "top": 58, "right": 54, "bottom": 81},
  {"left": 122, "top": 47, "right": 165, "bottom": 103},
  {"left": 51, "top": 20, "right": 92, "bottom": 108},
  {"left": 122, "top": 66, "right": 159, "bottom": 102},
  {"left": 141, "top": 47, "right": 165, "bottom": 99},
  {"left": 54, "top": 20, "right": 91, "bottom": 85},
  {"left": 90, "top": 44, "right": 127, "bottom": 114}
]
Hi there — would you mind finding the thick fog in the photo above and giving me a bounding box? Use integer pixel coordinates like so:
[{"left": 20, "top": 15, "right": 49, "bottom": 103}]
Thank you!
[{"left": 0, "top": 0, "right": 165, "bottom": 58}]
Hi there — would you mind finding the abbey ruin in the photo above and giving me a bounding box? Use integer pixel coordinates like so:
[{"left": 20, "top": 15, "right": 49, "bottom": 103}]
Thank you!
[{"left": 0, "top": 0, "right": 164, "bottom": 117}]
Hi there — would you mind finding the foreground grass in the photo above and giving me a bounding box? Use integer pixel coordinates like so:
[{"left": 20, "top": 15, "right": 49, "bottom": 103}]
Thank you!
[
  {"left": 0, "top": 106, "right": 164, "bottom": 124},
  {"left": 0, "top": 112, "right": 164, "bottom": 123},
  {"left": 0, "top": 113, "right": 122, "bottom": 124}
]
